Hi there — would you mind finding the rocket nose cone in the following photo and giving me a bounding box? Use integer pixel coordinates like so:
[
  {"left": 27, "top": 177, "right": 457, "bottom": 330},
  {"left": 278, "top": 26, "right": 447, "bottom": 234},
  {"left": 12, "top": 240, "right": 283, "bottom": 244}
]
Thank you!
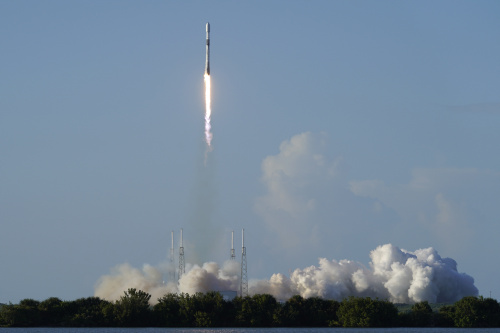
[{"left": 206, "top": 22, "right": 210, "bottom": 32}]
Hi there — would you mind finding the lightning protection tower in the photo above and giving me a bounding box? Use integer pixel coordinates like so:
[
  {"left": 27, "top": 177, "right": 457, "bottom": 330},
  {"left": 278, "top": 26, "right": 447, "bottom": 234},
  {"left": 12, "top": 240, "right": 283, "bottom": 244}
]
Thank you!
[
  {"left": 178, "top": 228, "right": 185, "bottom": 280},
  {"left": 169, "top": 230, "right": 175, "bottom": 281},
  {"left": 230, "top": 230, "right": 236, "bottom": 260},
  {"left": 240, "top": 228, "right": 248, "bottom": 297}
]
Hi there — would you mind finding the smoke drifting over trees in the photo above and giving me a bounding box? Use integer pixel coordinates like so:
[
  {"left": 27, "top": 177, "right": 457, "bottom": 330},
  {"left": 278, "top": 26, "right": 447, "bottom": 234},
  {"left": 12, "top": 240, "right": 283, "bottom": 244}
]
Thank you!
[
  {"left": 95, "top": 260, "right": 240, "bottom": 304},
  {"left": 95, "top": 244, "right": 477, "bottom": 304},
  {"left": 251, "top": 244, "right": 477, "bottom": 303}
]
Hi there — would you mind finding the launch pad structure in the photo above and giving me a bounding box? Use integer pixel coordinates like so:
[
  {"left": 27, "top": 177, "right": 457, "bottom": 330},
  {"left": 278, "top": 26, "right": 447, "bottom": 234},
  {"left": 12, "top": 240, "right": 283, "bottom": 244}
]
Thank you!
[
  {"left": 170, "top": 228, "right": 247, "bottom": 297},
  {"left": 240, "top": 228, "right": 248, "bottom": 297},
  {"left": 170, "top": 230, "right": 175, "bottom": 281}
]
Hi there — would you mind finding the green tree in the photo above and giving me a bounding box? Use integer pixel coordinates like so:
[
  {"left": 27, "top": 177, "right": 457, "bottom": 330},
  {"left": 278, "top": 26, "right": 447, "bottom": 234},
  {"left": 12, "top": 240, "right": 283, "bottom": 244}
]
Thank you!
[
  {"left": 194, "top": 311, "right": 211, "bottom": 327},
  {"left": 283, "top": 295, "right": 337, "bottom": 327},
  {"left": 408, "top": 301, "right": 434, "bottom": 327},
  {"left": 233, "top": 296, "right": 251, "bottom": 326},
  {"left": 435, "top": 304, "right": 455, "bottom": 327},
  {"left": 249, "top": 294, "right": 279, "bottom": 327},
  {"left": 154, "top": 293, "right": 181, "bottom": 326},
  {"left": 304, "top": 297, "right": 339, "bottom": 326},
  {"left": 114, "top": 288, "right": 152, "bottom": 327},
  {"left": 338, "top": 296, "right": 398, "bottom": 327},
  {"left": 271, "top": 303, "right": 285, "bottom": 327},
  {"left": 454, "top": 296, "right": 500, "bottom": 327},
  {"left": 176, "top": 293, "right": 197, "bottom": 326},
  {"left": 233, "top": 294, "right": 279, "bottom": 327},
  {"left": 283, "top": 295, "right": 305, "bottom": 326},
  {"left": 272, "top": 296, "right": 338, "bottom": 327},
  {"left": 0, "top": 299, "right": 41, "bottom": 327},
  {"left": 39, "top": 297, "right": 64, "bottom": 326},
  {"left": 170, "top": 291, "right": 231, "bottom": 327},
  {"left": 481, "top": 298, "right": 500, "bottom": 327},
  {"left": 194, "top": 291, "right": 231, "bottom": 327},
  {"left": 325, "top": 299, "right": 341, "bottom": 327},
  {"left": 65, "top": 297, "right": 111, "bottom": 327},
  {"left": 101, "top": 301, "right": 117, "bottom": 326}
]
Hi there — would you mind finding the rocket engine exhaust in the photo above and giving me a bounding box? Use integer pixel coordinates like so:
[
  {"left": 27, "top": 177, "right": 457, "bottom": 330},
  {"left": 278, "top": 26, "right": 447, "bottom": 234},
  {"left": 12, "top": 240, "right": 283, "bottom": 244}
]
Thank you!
[{"left": 204, "top": 22, "right": 212, "bottom": 151}]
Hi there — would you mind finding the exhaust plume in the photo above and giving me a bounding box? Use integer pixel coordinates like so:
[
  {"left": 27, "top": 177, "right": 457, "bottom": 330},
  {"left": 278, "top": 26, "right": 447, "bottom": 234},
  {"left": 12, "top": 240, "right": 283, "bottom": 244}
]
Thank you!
[
  {"left": 250, "top": 244, "right": 478, "bottom": 303},
  {"left": 95, "top": 244, "right": 477, "bottom": 304},
  {"left": 94, "top": 263, "right": 177, "bottom": 303},
  {"left": 95, "top": 260, "right": 239, "bottom": 304},
  {"left": 204, "top": 74, "right": 212, "bottom": 150}
]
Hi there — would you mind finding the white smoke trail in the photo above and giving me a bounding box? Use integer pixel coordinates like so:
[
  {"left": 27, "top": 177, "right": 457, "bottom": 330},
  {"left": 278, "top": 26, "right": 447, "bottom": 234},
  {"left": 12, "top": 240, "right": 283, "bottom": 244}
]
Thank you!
[
  {"left": 94, "top": 244, "right": 477, "bottom": 304},
  {"left": 204, "top": 74, "right": 212, "bottom": 150}
]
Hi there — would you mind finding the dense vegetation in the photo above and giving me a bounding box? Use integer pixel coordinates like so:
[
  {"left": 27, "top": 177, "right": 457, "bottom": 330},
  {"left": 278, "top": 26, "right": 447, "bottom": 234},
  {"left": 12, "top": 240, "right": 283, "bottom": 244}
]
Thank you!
[{"left": 1, "top": 290, "right": 499, "bottom": 328}]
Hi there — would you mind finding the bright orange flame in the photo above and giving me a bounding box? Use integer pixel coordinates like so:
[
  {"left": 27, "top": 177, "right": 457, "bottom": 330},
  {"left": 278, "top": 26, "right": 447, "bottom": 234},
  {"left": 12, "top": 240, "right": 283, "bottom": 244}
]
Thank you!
[{"left": 204, "top": 74, "right": 212, "bottom": 149}]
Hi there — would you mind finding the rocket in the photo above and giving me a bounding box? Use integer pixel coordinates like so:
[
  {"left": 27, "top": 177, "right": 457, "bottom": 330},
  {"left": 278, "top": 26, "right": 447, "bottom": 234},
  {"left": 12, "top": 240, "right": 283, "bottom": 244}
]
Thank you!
[{"left": 205, "top": 22, "right": 210, "bottom": 75}]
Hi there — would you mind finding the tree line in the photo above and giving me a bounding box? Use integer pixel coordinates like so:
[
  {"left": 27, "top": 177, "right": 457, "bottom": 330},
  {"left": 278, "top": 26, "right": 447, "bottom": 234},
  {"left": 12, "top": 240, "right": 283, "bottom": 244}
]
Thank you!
[{"left": 1, "top": 289, "right": 499, "bottom": 328}]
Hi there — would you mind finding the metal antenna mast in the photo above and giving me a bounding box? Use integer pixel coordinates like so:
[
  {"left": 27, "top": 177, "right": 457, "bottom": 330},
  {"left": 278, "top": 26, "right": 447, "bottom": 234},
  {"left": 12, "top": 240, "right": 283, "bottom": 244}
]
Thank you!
[
  {"left": 169, "top": 230, "right": 175, "bottom": 281},
  {"left": 230, "top": 230, "right": 236, "bottom": 260},
  {"left": 240, "top": 228, "right": 248, "bottom": 297},
  {"left": 178, "top": 228, "right": 185, "bottom": 280}
]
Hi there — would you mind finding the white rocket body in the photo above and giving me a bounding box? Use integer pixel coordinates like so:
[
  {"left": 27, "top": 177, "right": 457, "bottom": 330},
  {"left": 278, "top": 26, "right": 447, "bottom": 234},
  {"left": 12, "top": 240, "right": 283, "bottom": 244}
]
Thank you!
[{"left": 205, "top": 22, "right": 210, "bottom": 75}]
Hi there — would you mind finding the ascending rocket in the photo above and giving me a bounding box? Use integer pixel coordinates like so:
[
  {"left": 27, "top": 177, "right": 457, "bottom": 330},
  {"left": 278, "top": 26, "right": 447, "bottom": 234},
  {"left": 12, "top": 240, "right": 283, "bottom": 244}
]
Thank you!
[{"left": 205, "top": 22, "right": 210, "bottom": 75}]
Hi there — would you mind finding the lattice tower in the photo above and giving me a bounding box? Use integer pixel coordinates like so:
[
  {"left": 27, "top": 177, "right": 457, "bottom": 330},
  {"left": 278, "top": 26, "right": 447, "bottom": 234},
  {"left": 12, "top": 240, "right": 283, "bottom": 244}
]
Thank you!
[{"left": 240, "top": 228, "right": 248, "bottom": 297}]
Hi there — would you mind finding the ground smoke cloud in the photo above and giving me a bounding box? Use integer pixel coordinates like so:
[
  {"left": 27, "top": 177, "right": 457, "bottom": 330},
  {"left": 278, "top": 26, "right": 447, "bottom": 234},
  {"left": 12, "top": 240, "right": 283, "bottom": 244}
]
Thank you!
[
  {"left": 95, "top": 260, "right": 239, "bottom": 304},
  {"left": 95, "top": 244, "right": 477, "bottom": 304},
  {"left": 251, "top": 244, "right": 478, "bottom": 303}
]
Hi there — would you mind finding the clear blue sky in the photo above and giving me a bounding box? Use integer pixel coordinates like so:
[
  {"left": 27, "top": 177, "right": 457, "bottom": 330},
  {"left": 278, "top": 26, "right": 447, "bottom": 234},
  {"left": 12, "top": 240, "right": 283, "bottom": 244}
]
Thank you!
[{"left": 1, "top": 1, "right": 500, "bottom": 303}]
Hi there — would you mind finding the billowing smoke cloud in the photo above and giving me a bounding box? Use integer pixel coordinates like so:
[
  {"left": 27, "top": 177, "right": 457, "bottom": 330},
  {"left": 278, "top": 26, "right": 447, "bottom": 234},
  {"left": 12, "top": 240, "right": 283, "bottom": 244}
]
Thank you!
[
  {"left": 251, "top": 244, "right": 477, "bottom": 303},
  {"left": 255, "top": 132, "right": 347, "bottom": 250},
  {"left": 178, "top": 261, "right": 239, "bottom": 295},
  {"left": 95, "top": 260, "right": 239, "bottom": 304},
  {"left": 95, "top": 244, "right": 476, "bottom": 304},
  {"left": 94, "top": 263, "right": 177, "bottom": 303}
]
